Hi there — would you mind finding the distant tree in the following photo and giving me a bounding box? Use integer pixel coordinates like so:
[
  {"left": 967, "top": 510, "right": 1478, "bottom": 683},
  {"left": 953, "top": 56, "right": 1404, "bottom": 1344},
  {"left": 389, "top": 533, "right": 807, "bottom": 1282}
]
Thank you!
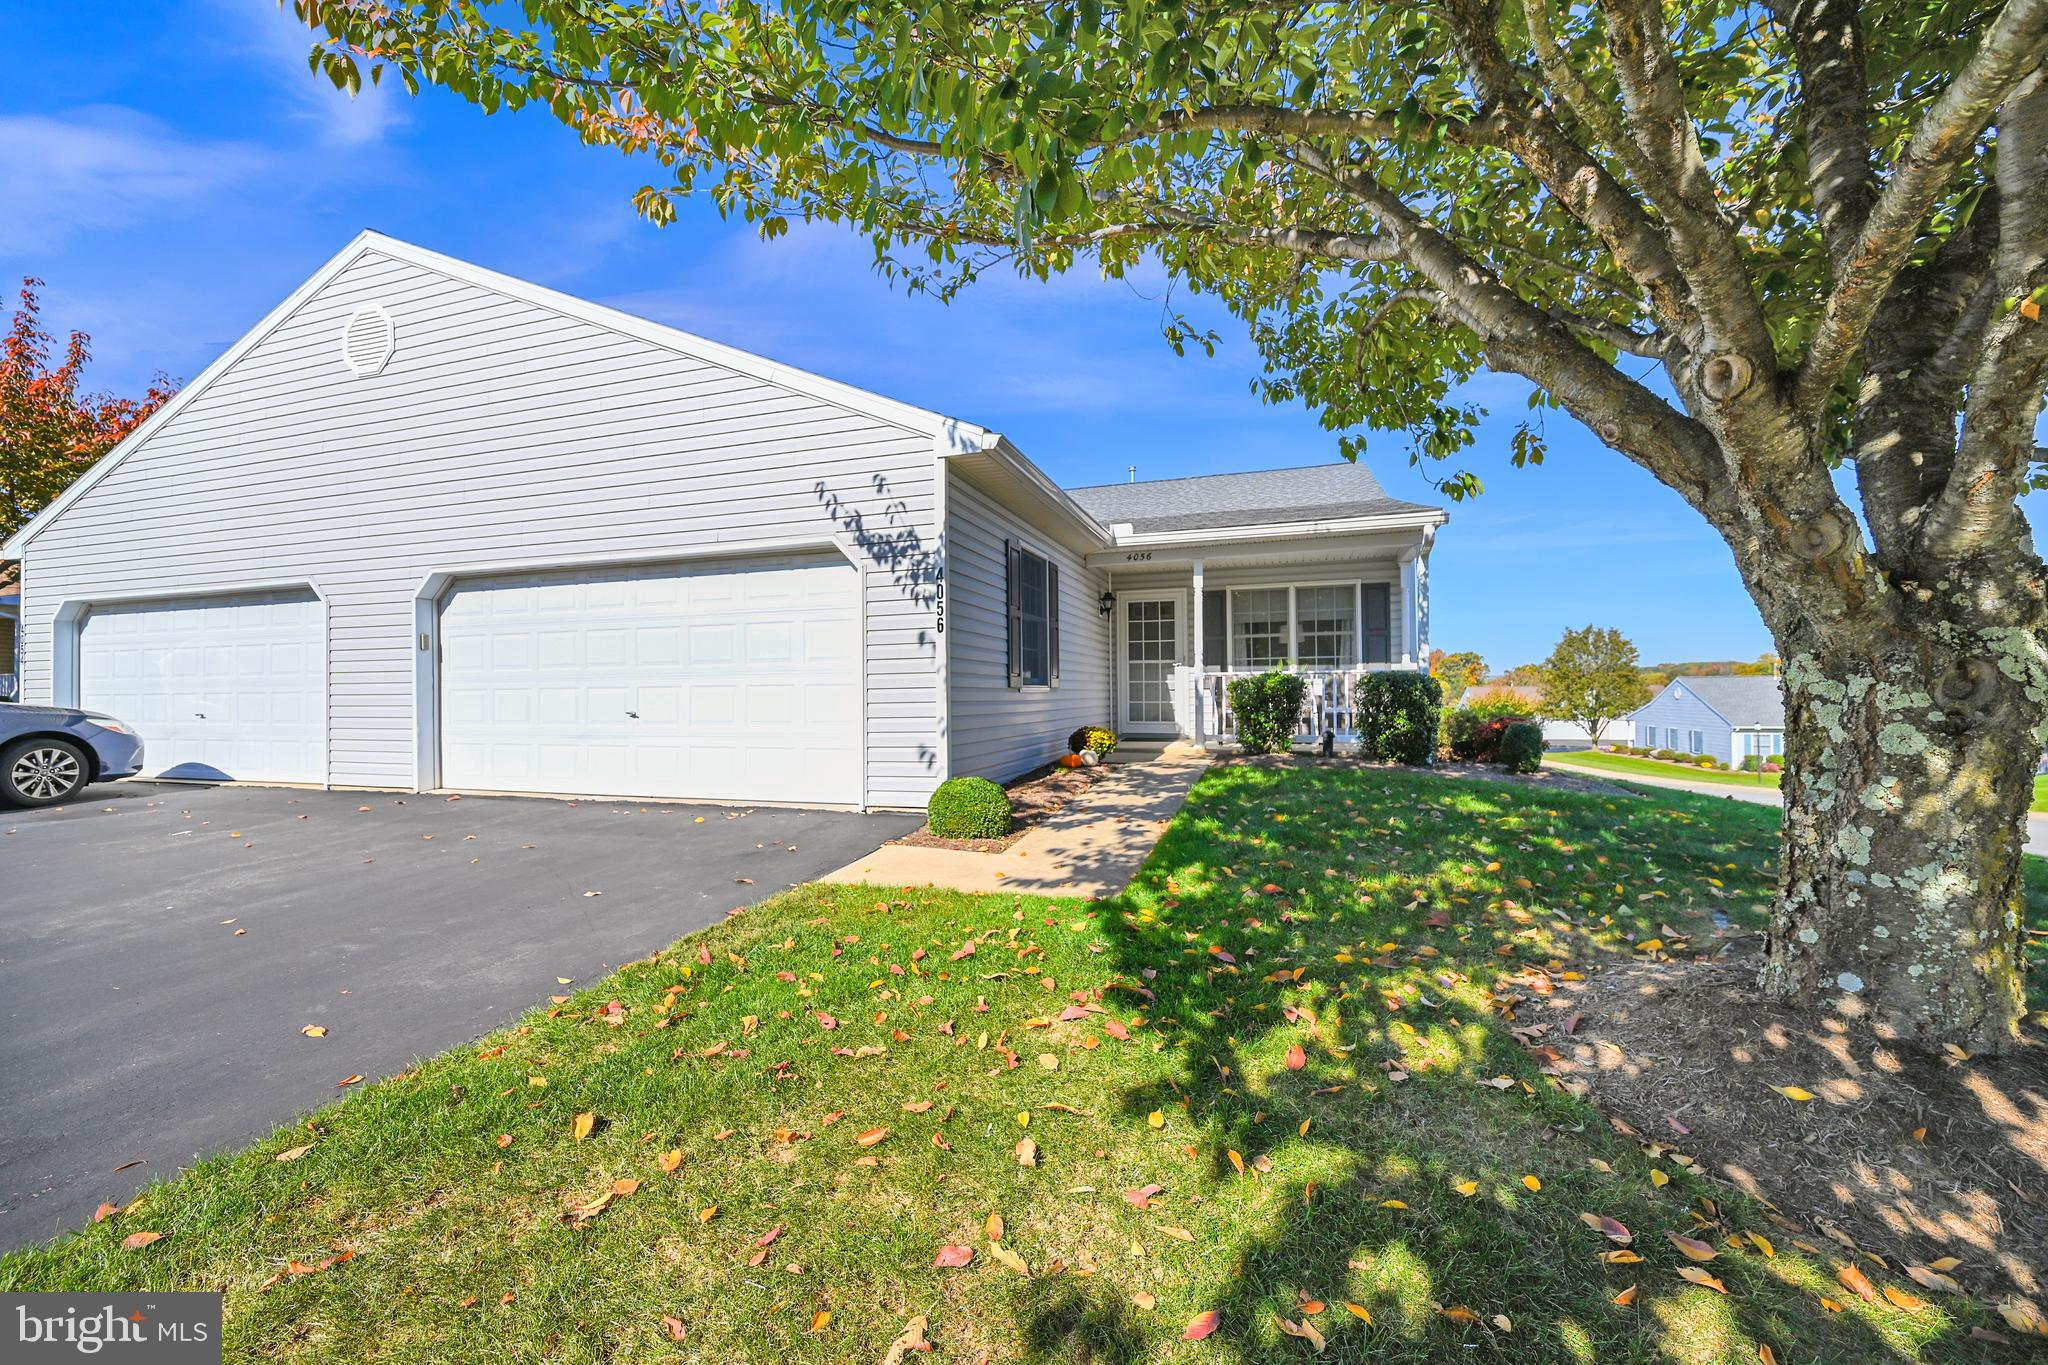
[
  {"left": 1541, "top": 627, "right": 1651, "bottom": 752},
  {"left": 1433, "top": 649, "right": 1487, "bottom": 692},
  {"left": 0, "top": 279, "right": 177, "bottom": 541},
  {"left": 1734, "top": 653, "right": 1783, "bottom": 676},
  {"left": 1501, "top": 663, "right": 1546, "bottom": 688}
]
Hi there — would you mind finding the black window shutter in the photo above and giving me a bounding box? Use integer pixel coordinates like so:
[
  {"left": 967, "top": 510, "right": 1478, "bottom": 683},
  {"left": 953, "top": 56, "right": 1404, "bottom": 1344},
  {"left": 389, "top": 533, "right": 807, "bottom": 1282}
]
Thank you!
[
  {"left": 1005, "top": 540, "right": 1022, "bottom": 689},
  {"left": 1047, "top": 560, "right": 1061, "bottom": 686},
  {"left": 1363, "top": 582, "right": 1392, "bottom": 663}
]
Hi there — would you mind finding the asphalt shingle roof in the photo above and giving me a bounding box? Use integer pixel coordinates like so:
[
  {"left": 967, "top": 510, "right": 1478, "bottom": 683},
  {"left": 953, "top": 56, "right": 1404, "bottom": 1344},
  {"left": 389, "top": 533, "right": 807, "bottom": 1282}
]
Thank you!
[
  {"left": 1669, "top": 674, "right": 1785, "bottom": 728},
  {"left": 1064, "top": 462, "right": 1441, "bottom": 534}
]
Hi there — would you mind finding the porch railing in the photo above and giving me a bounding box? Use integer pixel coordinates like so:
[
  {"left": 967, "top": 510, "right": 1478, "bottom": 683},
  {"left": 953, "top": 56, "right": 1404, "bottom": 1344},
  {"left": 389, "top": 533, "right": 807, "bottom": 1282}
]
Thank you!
[{"left": 1194, "top": 667, "right": 1392, "bottom": 744}]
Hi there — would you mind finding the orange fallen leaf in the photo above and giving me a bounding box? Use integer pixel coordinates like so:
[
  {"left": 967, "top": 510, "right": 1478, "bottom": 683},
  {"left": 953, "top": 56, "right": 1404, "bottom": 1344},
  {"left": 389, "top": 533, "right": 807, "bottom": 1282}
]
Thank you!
[
  {"left": 1837, "top": 1263, "right": 1880, "bottom": 1303},
  {"left": 1183, "top": 1310, "right": 1221, "bottom": 1341},
  {"left": 1521, "top": 1175, "right": 1542, "bottom": 1193},
  {"left": 338, "top": 1075, "right": 364, "bottom": 1087},
  {"left": 855, "top": 1127, "right": 890, "bottom": 1147},
  {"left": 1579, "top": 1212, "right": 1632, "bottom": 1244},
  {"left": 1343, "top": 1301, "right": 1372, "bottom": 1323},
  {"left": 1882, "top": 1285, "right": 1928, "bottom": 1313},
  {"left": 808, "top": 1310, "right": 831, "bottom": 1333},
  {"left": 1613, "top": 1284, "right": 1638, "bottom": 1307},
  {"left": 932, "top": 1245, "right": 974, "bottom": 1268},
  {"left": 1284, "top": 1044, "right": 1307, "bottom": 1071},
  {"left": 121, "top": 1231, "right": 163, "bottom": 1250},
  {"left": 1678, "top": 1266, "right": 1728, "bottom": 1293},
  {"left": 986, "top": 1212, "right": 1005, "bottom": 1241},
  {"left": 1439, "top": 1305, "right": 1481, "bottom": 1325},
  {"left": 1275, "top": 1315, "right": 1325, "bottom": 1350},
  {"left": 661, "top": 1314, "right": 687, "bottom": 1342},
  {"left": 1133, "top": 1291, "right": 1156, "bottom": 1311},
  {"left": 657, "top": 1149, "right": 684, "bottom": 1173}
]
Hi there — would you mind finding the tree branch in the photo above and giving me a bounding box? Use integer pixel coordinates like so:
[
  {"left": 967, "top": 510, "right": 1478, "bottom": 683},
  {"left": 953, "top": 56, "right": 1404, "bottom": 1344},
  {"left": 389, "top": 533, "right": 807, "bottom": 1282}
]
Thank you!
[
  {"left": 1771, "top": 0, "right": 1878, "bottom": 269},
  {"left": 1794, "top": 0, "right": 2048, "bottom": 417},
  {"left": 1918, "top": 70, "right": 2048, "bottom": 559}
]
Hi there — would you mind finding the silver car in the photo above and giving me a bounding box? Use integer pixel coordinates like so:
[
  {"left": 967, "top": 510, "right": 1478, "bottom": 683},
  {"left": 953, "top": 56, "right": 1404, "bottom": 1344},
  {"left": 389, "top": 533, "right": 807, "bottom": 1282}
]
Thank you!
[{"left": 0, "top": 703, "right": 147, "bottom": 807}]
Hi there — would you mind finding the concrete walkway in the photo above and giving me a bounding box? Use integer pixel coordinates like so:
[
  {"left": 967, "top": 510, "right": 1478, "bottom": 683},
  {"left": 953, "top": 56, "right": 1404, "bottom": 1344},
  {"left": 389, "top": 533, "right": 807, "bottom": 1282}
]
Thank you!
[
  {"left": 824, "top": 747, "right": 1212, "bottom": 898},
  {"left": 1545, "top": 753, "right": 2048, "bottom": 856}
]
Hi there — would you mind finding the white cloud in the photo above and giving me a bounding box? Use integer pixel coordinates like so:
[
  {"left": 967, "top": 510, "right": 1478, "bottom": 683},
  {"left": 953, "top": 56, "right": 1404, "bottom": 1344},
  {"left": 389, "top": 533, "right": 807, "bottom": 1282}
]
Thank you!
[
  {"left": 0, "top": 107, "right": 272, "bottom": 254},
  {"left": 205, "top": 0, "right": 405, "bottom": 149}
]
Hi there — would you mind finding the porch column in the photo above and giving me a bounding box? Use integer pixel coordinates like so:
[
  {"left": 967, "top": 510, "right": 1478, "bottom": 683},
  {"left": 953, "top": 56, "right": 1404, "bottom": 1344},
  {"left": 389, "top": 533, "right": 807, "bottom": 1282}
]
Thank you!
[
  {"left": 1399, "top": 551, "right": 1420, "bottom": 665},
  {"left": 1189, "top": 558, "right": 1205, "bottom": 746},
  {"left": 1415, "top": 525, "right": 1434, "bottom": 666}
]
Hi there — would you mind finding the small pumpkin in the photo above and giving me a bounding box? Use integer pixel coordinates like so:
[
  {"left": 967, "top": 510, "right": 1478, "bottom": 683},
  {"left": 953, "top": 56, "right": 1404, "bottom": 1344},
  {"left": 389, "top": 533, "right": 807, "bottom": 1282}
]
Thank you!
[{"left": 1059, "top": 753, "right": 1085, "bottom": 769}]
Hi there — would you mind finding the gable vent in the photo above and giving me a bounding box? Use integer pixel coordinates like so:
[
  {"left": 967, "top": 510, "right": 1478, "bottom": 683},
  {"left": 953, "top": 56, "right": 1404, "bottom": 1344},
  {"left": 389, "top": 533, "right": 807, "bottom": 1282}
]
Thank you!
[{"left": 341, "top": 305, "right": 396, "bottom": 377}]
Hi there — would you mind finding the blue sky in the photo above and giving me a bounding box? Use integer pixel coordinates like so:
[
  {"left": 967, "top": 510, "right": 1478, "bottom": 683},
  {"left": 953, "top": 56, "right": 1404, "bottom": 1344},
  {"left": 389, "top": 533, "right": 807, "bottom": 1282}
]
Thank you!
[{"left": 7, "top": 1, "right": 1972, "bottom": 670}]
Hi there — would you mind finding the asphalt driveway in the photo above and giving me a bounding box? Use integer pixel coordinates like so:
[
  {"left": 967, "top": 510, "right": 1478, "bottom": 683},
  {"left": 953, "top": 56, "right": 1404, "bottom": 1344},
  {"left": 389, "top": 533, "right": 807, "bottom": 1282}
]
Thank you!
[{"left": 0, "top": 782, "right": 915, "bottom": 1252}]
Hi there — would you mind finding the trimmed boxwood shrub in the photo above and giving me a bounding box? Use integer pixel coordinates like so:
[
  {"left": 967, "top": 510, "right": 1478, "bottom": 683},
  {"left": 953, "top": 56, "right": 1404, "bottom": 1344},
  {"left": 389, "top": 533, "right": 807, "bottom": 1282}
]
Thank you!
[
  {"left": 1499, "top": 721, "right": 1544, "bottom": 774},
  {"left": 927, "top": 776, "right": 1012, "bottom": 839},
  {"left": 1358, "top": 671, "right": 1443, "bottom": 764},
  {"left": 1068, "top": 725, "right": 1119, "bottom": 758},
  {"left": 1228, "top": 671, "right": 1308, "bottom": 755}
]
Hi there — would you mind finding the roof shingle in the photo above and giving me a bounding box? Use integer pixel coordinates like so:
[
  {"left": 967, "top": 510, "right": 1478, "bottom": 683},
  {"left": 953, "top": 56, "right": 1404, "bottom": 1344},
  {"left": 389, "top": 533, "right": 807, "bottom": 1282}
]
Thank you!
[{"left": 1064, "top": 462, "right": 1441, "bottom": 534}]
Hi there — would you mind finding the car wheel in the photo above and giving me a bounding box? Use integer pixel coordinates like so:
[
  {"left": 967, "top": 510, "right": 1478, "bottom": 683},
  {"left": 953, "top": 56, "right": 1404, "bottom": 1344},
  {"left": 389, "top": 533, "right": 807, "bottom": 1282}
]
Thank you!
[{"left": 2, "top": 738, "right": 90, "bottom": 807}]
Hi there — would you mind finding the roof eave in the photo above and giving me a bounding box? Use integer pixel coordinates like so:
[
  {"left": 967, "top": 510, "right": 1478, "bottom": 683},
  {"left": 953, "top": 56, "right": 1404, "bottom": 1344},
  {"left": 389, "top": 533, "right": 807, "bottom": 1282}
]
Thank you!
[{"left": 1107, "top": 507, "right": 1448, "bottom": 547}]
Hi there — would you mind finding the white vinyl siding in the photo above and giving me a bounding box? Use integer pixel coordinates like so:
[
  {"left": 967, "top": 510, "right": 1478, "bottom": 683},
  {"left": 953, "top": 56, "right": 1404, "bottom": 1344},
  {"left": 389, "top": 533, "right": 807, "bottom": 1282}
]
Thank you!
[
  {"left": 945, "top": 471, "right": 1111, "bottom": 783},
  {"left": 15, "top": 248, "right": 944, "bottom": 807}
]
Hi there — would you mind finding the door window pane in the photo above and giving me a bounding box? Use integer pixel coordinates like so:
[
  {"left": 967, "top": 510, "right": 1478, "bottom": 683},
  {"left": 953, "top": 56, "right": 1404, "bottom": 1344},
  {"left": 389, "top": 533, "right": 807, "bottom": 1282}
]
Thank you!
[
  {"left": 1231, "top": 589, "right": 1289, "bottom": 669},
  {"left": 1295, "top": 585, "right": 1357, "bottom": 667}
]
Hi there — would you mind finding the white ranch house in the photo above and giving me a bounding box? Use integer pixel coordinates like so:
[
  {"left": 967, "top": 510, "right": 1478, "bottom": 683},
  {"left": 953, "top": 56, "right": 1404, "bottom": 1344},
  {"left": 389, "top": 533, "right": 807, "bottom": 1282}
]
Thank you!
[
  {"left": 1, "top": 233, "right": 1444, "bottom": 811},
  {"left": 1630, "top": 675, "right": 1787, "bottom": 766}
]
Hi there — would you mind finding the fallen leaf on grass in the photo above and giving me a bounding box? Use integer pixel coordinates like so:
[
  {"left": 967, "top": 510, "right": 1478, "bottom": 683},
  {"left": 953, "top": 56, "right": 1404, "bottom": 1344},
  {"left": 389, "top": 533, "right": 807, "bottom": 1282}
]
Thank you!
[
  {"left": 1521, "top": 1175, "right": 1542, "bottom": 1192},
  {"left": 661, "top": 1314, "right": 687, "bottom": 1342},
  {"left": 932, "top": 1245, "right": 974, "bottom": 1268},
  {"left": 657, "top": 1149, "right": 684, "bottom": 1173},
  {"left": 1678, "top": 1267, "right": 1728, "bottom": 1293},
  {"left": 1649, "top": 1169, "right": 1670, "bottom": 1188},
  {"left": 1124, "top": 1184, "right": 1165, "bottom": 1209},
  {"left": 337, "top": 1075, "right": 364, "bottom": 1087},
  {"left": 1579, "top": 1213, "right": 1632, "bottom": 1244},
  {"left": 572, "top": 1112, "right": 595, "bottom": 1142},
  {"left": 1275, "top": 1315, "right": 1325, "bottom": 1349},
  {"left": 1613, "top": 1285, "right": 1638, "bottom": 1307},
  {"left": 1284, "top": 1044, "right": 1307, "bottom": 1070},
  {"left": 1905, "top": 1264, "right": 1963, "bottom": 1294},
  {"left": 1015, "top": 1138, "right": 1038, "bottom": 1167},
  {"left": 1148, "top": 1110, "right": 1165, "bottom": 1128},
  {"left": 986, "top": 1213, "right": 1005, "bottom": 1241},
  {"left": 1438, "top": 1306, "right": 1481, "bottom": 1325},
  {"left": 1133, "top": 1292, "right": 1156, "bottom": 1311},
  {"left": 1882, "top": 1285, "right": 1929, "bottom": 1313},
  {"left": 808, "top": 1310, "right": 831, "bottom": 1333},
  {"left": 881, "top": 1316, "right": 931, "bottom": 1365},
  {"left": 121, "top": 1231, "right": 163, "bottom": 1250},
  {"left": 275, "top": 1145, "right": 314, "bottom": 1163},
  {"left": 990, "top": 1243, "right": 1030, "bottom": 1276},
  {"left": 93, "top": 1202, "right": 123, "bottom": 1222},
  {"left": 1666, "top": 1231, "right": 1718, "bottom": 1261},
  {"left": 1837, "top": 1264, "right": 1880, "bottom": 1303},
  {"left": 1183, "top": 1310, "right": 1221, "bottom": 1341},
  {"left": 1454, "top": 1181, "right": 1479, "bottom": 1197},
  {"left": 1157, "top": 1225, "right": 1195, "bottom": 1241},
  {"left": 1343, "top": 1302, "right": 1372, "bottom": 1323},
  {"left": 855, "top": 1127, "right": 890, "bottom": 1148}
]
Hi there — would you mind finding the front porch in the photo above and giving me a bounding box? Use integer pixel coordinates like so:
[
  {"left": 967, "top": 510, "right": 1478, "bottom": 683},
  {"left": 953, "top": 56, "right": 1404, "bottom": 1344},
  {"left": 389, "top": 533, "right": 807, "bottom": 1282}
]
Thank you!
[{"left": 1093, "top": 525, "right": 1435, "bottom": 748}]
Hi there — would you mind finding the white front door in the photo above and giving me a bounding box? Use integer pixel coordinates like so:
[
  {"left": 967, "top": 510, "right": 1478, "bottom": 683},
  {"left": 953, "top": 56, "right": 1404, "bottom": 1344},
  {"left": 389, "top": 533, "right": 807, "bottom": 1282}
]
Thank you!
[
  {"left": 436, "top": 555, "right": 862, "bottom": 806},
  {"left": 78, "top": 590, "right": 326, "bottom": 783},
  {"left": 1119, "top": 593, "right": 1184, "bottom": 737}
]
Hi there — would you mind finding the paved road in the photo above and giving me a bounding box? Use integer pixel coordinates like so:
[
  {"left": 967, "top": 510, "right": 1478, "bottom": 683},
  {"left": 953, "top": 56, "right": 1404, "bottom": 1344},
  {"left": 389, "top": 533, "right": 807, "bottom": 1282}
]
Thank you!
[
  {"left": 0, "top": 783, "right": 915, "bottom": 1252},
  {"left": 1545, "top": 755, "right": 2048, "bottom": 856}
]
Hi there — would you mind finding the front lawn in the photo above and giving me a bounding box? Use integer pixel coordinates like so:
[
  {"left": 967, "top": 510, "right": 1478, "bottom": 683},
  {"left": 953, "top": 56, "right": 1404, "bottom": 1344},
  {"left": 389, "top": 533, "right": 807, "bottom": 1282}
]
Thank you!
[
  {"left": 1546, "top": 748, "right": 1783, "bottom": 789},
  {"left": 3, "top": 766, "right": 2035, "bottom": 1362}
]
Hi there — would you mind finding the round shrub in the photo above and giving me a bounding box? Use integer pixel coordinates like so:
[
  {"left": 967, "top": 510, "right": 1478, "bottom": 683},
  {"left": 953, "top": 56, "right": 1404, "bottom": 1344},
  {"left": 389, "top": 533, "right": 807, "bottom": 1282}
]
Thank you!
[
  {"left": 1068, "top": 725, "right": 1119, "bottom": 758},
  {"left": 1358, "top": 670, "right": 1444, "bottom": 765},
  {"left": 927, "top": 776, "right": 1012, "bottom": 839},
  {"left": 1228, "top": 671, "right": 1309, "bottom": 755},
  {"left": 1499, "top": 721, "right": 1544, "bottom": 774}
]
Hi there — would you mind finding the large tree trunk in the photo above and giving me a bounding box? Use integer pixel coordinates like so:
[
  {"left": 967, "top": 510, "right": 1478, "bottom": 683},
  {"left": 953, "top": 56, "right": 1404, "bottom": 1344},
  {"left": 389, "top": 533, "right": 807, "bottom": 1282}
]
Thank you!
[{"left": 1757, "top": 640, "right": 2043, "bottom": 1052}]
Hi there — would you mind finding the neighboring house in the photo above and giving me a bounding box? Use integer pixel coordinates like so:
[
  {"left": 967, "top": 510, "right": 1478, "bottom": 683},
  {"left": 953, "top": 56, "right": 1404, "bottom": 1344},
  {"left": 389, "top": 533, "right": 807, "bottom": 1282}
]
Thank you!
[
  {"left": 0, "top": 563, "right": 18, "bottom": 701},
  {"left": 1454, "top": 682, "right": 1636, "bottom": 749},
  {"left": 1630, "top": 675, "right": 1785, "bottom": 765},
  {"left": 0, "top": 232, "right": 1445, "bottom": 810}
]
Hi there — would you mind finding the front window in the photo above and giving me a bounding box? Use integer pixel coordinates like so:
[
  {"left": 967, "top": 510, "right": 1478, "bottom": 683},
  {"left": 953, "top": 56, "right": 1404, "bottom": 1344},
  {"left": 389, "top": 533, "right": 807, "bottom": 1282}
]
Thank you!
[
  {"left": 1231, "top": 589, "right": 1290, "bottom": 669},
  {"left": 1295, "top": 585, "right": 1357, "bottom": 667},
  {"left": 1015, "top": 549, "right": 1052, "bottom": 686}
]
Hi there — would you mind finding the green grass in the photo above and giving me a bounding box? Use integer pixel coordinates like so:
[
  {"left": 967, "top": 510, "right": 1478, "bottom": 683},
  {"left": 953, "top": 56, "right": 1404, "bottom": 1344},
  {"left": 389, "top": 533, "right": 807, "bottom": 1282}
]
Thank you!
[
  {"left": 1545, "top": 749, "right": 1783, "bottom": 789},
  {"left": 2036, "top": 774, "right": 2048, "bottom": 813},
  {"left": 3, "top": 767, "right": 2038, "bottom": 1362}
]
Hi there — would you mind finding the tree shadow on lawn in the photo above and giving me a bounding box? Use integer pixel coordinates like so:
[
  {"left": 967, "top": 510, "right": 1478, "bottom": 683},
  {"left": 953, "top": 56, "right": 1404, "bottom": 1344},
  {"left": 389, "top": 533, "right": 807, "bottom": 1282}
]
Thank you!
[{"left": 1023, "top": 763, "right": 2020, "bottom": 1362}]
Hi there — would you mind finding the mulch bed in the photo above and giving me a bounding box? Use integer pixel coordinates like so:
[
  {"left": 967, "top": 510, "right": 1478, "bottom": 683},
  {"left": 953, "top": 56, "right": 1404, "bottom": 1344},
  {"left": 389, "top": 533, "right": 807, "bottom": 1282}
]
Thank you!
[
  {"left": 888, "top": 760, "right": 1116, "bottom": 853},
  {"left": 1527, "top": 952, "right": 2048, "bottom": 1317}
]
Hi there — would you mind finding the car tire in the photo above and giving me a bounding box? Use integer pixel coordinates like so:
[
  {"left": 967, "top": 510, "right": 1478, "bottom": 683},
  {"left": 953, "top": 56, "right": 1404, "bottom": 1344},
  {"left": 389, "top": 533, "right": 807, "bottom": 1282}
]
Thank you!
[{"left": 2, "top": 737, "right": 91, "bottom": 807}]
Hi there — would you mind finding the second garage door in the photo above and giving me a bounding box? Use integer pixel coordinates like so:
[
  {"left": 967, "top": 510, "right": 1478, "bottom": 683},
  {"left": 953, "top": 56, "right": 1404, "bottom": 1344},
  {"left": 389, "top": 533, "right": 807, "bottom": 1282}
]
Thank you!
[{"left": 437, "top": 556, "right": 862, "bottom": 805}]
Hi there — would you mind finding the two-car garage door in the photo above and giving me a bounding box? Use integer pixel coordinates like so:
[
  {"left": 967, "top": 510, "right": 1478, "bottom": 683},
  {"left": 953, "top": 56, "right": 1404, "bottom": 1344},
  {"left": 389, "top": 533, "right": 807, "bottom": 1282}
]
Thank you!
[{"left": 436, "top": 556, "right": 863, "bottom": 805}]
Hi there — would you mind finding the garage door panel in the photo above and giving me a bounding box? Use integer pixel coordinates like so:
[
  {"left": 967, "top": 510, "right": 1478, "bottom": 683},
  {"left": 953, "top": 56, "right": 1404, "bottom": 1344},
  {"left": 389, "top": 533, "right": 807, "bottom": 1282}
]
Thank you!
[
  {"left": 438, "top": 556, "right": 861, "bottom": 805},
  {"left": 78, "top": 590, "right": 324, "bottom": 785}
]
